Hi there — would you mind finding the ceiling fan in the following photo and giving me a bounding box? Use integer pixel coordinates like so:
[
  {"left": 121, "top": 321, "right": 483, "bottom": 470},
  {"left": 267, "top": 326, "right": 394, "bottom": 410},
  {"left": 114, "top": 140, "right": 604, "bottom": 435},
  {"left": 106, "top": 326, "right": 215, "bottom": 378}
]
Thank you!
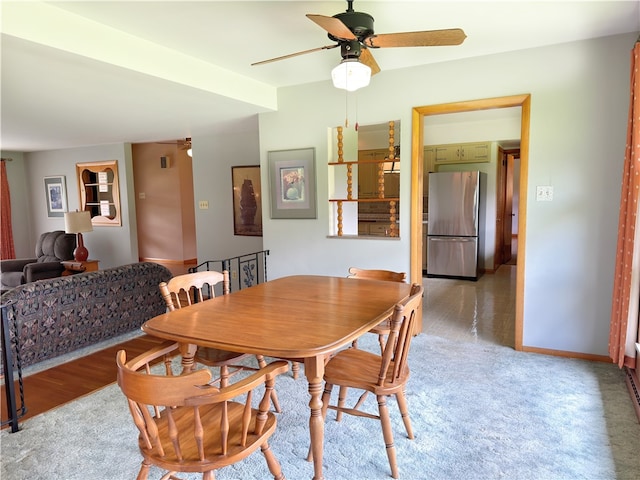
[
  {"left": 252, "top": 0, "right": 466, "bottom": 90},
  {"left": 156, "top": 138, "right": 192, "bottom": 157}
]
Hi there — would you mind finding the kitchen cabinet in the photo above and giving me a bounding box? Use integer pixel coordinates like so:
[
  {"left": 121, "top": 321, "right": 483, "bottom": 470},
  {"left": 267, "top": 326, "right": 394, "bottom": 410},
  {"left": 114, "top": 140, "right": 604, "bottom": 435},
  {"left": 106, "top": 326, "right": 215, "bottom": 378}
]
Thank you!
[
  {"left": 430, "top": 141, "right": 491, "bottom": 164},
  {"left": 424, "top": 147, "right": 435, "bottom": 197},
  {"left": 358, "top": 221, "right": 399, "bottom": 237},
  {"left": 357, "top": 160, "right": 379, "bottom": 198},
  {"left": 385, "top": 173, "right": 400, "bottom": 198},
  {"left": 357, "top": 149, "right": 399, "bottom": 198}
]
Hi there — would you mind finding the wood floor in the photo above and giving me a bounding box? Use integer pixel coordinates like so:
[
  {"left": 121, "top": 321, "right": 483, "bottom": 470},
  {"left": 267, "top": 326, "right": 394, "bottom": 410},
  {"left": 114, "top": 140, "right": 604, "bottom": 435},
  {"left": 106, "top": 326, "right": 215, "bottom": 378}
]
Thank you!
[{"left": 1, "top": 334, "right": 166, "bottom": 429}]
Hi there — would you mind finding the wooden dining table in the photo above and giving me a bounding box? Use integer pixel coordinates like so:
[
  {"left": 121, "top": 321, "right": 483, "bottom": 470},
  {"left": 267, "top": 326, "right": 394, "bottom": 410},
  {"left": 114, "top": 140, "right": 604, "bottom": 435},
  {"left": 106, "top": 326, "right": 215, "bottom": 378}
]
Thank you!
[{"left": 142, "top": 274, "right": 413, "bottom": 480}]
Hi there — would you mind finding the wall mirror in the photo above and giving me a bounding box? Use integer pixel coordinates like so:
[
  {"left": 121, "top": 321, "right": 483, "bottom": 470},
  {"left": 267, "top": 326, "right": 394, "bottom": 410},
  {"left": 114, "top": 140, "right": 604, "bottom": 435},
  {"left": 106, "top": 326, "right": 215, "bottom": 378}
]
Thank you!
[
  {"left": 76, "top": 160, "right": 121, "bottom": 226},
  {"left": 329, "top": 120, "right": 400, "bottom": 237}
]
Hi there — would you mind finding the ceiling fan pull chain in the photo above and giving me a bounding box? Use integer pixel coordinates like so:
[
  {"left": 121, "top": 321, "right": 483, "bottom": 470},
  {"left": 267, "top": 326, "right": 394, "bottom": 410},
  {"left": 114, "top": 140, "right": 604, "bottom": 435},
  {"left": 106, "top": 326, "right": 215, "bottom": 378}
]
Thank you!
[
  {"left": 344, "top": 88, "right": 349, "bottom": 128},
  {"left": 355, "top": 92, "right": 359, "bottom": 131}
]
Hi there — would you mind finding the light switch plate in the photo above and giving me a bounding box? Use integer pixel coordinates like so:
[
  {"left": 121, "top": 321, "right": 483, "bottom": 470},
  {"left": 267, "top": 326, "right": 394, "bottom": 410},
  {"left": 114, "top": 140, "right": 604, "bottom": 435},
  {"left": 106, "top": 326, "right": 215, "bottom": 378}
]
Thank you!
[
  {"left": 198, "top": 200, "right": 209, "bottom": 209},
  {"left": 536, "top": 185, "right": 553, "bottom": 201}
]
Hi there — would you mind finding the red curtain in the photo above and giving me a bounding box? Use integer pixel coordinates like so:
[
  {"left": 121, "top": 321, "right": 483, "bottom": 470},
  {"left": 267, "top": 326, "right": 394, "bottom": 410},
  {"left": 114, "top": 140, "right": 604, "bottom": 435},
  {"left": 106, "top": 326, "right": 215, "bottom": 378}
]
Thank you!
[
  {"left": 1, "top": 159, "right": 16, "bottom": 259},
  {"left": 609, "top": 41, "right": 640, "bottom": 368}
]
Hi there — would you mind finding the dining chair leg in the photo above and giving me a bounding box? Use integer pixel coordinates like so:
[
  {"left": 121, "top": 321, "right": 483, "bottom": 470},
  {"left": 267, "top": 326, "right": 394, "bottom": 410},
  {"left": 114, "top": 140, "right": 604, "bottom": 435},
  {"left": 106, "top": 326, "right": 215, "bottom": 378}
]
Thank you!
[
  {"left": 203, "top": 470, "right": 215, "bottom": 480},
  {"left": 335, "top": 385, "right": 348, "bottom": 422},
  {"left": 136, "top": 461, "right": 150, "bottom": 480},
  {"left": 256, "top": 355, "right": 282, "bottom": 413},
  {"left": 378, "top": 334, "right": 386, "bottom": 355},
  {"left": 395, "top": 390, "right": 414, "bottom": 439},
  {"left": 377, "top": 394, "right": 399, "bottom": 479},
  {"left": 261, "top": 441, "right": 285, "bottom": 480},
  {"left": 291, "top": 361, "right": 299, "bottom": 379}
]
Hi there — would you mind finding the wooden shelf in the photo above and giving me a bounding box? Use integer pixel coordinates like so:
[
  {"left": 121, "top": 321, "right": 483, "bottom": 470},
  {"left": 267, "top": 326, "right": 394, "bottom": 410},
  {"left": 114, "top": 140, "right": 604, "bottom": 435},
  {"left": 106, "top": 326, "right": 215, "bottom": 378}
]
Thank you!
[
  {"left": 328, "top": 158, "right": 390, "bottom": 166},
  {"left": 329, "top": 198, "right": 399, "bottom": 203},
  {"left": 330, "top": 122, "right": 400, "bottom": 237},
  {"left": 76, "top": 160, "right": 121, "bottom": 227}
]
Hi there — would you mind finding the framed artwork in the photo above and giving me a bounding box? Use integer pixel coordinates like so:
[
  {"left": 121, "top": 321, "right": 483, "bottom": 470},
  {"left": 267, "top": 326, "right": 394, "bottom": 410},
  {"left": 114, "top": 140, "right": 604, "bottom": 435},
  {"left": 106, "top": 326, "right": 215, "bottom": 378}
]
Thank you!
[
  {"left": 44, "top": 176, "right": 67, "bottom": 218},
  {"left": 268, "top": 147, "right": 317, "bottom": 219},
  {"left": 232, "top": 165, "right": 262, "bottom": 236}
]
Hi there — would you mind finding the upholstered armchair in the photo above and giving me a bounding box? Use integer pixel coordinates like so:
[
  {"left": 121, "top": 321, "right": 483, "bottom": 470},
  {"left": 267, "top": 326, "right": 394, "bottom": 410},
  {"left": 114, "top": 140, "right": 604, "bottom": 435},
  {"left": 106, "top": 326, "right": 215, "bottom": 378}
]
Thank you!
[{"left": 0, "top": 231, "right": 76, "bottom": 292}]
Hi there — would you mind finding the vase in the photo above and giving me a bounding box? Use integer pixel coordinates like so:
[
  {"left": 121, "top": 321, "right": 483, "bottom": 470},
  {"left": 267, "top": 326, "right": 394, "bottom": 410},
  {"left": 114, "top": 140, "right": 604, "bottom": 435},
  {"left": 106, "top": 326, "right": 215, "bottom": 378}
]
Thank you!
[
  {"left": 286, "top": 185, "right": 300, "bottom": 200},
  {"left": 240, "top": 179, "right": 257, "bottom": 225}
]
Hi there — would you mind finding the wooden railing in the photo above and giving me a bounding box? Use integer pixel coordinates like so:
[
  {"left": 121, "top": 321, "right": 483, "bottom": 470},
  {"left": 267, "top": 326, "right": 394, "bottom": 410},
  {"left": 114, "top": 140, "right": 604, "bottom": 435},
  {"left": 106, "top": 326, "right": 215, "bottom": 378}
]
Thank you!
[{"left": 189, "top": 250, "right": 270, "bottom": 293}]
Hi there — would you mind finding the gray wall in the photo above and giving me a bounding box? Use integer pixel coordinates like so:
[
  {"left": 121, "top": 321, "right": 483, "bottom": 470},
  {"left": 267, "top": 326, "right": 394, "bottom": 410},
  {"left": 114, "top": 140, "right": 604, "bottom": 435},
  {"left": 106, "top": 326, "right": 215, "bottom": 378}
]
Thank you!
[
  {"left": 5, "top": 144, "right": 138, "bottom": 269},
  {"left": 191, "top": 115, "right": 264, "bottom": 263},
  {"left": 258, "top": 33, "right": 634, "bottom": 357}
]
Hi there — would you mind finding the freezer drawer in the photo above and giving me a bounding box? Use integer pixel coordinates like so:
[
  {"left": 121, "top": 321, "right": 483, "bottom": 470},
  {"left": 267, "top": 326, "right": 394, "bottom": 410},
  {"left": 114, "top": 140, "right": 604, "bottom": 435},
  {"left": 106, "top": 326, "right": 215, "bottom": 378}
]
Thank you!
[{"left": 427, "top": 236, "right": 478, "bottom": 279}]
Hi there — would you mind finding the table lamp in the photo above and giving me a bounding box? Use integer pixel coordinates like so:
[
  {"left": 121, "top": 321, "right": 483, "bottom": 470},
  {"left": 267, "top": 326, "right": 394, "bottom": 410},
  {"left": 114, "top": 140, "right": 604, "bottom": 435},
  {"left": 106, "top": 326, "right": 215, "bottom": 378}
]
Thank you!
[{"left": 64, "top": 210, "right": 93, "bottom": 262}]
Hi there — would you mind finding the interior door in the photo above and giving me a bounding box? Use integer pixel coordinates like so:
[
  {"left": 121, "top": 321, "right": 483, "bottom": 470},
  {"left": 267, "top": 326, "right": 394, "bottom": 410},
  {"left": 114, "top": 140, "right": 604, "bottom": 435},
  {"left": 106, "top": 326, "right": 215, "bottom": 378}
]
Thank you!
[
  {"left": 502, "top": 154, "right": 515, "bottom": 262},
  {"left": 495, "top": 147, "right": 506, "bottom": 268}
]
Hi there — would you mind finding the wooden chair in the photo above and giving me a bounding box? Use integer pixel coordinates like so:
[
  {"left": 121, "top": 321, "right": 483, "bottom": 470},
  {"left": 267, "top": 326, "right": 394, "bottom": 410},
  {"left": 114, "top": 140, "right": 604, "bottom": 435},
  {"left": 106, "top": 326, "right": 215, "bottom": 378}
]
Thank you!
[
  {"left": 319, "top": 283, "right": 423, "bottom": 479},
  {"left": 116, "top": 342, "right": 289, "bottom": 480},
  {"left": 159, "top": 270, "right": 281, "bottom": 412},
  {"left": 347, "top": 267, "right": 407, "bottom": 352}
]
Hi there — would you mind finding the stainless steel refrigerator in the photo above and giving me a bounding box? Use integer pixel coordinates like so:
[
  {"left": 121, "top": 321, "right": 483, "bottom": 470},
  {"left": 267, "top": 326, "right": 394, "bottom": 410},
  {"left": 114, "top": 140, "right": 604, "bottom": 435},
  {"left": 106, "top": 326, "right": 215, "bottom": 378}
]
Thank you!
[{"left": 427, "top": 171, "right": 480, "bottom": 280}]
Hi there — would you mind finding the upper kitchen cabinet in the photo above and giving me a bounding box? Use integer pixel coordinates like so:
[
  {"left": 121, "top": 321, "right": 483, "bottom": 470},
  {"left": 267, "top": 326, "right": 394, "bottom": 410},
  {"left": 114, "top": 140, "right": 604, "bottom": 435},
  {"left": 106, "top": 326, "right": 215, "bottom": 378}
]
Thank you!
[
  {"left": 431, "top": 141, "right": 491, "bottom": 164},
  {"left": 76, "top": 160, "right": 121, "bottom": 226}
]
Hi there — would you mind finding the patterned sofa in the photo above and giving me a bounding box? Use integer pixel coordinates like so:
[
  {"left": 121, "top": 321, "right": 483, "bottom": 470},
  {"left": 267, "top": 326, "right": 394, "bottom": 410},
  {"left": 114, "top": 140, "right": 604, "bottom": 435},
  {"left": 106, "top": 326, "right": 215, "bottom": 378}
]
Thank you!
[{"left": 1, "top": 261, "right": 172, "bottom": 369}]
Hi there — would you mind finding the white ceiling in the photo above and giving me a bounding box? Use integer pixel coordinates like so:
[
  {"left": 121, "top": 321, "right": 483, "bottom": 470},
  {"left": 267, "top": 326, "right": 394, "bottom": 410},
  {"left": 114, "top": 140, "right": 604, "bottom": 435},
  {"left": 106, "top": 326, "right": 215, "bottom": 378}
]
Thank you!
[{"left": 1, "top": 1, "right": 638, "bottom": 152}]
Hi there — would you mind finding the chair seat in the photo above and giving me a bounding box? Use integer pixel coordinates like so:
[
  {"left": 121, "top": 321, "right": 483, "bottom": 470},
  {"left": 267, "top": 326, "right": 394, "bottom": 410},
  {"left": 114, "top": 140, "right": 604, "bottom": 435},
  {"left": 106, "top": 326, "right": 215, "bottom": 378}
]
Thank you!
[
  {"left": 324, "top": 348, "right": 408, "bottom": 396},
  {"left": 369, "top": 319, "right": 392, "bottom": 336},
  {"left": 140, "top": 401, "right": 277, "bottom": 471},
  {"left": 196, "top": 348, "right": 250, "bottom": 366}
]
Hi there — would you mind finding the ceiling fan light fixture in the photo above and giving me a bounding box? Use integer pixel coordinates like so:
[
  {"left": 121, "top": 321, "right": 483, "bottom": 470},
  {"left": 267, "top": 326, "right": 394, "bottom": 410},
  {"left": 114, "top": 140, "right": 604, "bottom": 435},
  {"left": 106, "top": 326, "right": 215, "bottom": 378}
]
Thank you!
[
  {"left": 187, "top": 147, "right": 193, "bottom": 157},
  {"left": 331, "top": 58, "right": 371, "bottom": 91}
]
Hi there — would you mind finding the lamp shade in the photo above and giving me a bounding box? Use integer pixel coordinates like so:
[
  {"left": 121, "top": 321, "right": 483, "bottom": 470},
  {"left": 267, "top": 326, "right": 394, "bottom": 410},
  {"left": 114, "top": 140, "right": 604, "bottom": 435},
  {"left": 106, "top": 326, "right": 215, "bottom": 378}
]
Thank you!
[
  {"left": 64, "top": 211, "right": 93, "bottom": 234},
  {"left": 331, "top": 59, "right": 371, "bottom": 92}
]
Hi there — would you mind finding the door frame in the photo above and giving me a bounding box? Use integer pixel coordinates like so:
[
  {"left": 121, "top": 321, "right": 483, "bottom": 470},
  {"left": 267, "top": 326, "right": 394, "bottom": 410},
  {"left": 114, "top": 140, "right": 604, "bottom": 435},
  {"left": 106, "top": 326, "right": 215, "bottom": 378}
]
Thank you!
[{"left": 410, "top": 94, "right": 531, "bottom": 350}]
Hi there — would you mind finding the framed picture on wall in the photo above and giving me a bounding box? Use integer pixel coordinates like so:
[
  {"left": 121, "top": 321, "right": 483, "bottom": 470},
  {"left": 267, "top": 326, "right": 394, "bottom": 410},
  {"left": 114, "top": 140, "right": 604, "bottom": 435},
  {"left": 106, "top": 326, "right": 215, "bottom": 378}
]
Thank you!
[
  {"left": 44, "top": 175, "right": 67, "bottom": 218},
  {"left": 231, "top": 165, "right": 262, "bottom": 236},
  {"left": 268, "top": 147, "right": 317, "bottom": 219}
]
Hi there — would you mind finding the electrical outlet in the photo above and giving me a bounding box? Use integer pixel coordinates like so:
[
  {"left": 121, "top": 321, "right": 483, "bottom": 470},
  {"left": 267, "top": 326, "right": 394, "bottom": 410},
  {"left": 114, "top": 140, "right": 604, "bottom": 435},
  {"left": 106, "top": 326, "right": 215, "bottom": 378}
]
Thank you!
[
  {"left": 536, "top": 186, "right": 554, "bottom": 202},
  {"left": 231, "top": 270, "right": 238, "bottom": 279},
  {"left": 198, "top": 200, "right": 209, "bottom": 209}
]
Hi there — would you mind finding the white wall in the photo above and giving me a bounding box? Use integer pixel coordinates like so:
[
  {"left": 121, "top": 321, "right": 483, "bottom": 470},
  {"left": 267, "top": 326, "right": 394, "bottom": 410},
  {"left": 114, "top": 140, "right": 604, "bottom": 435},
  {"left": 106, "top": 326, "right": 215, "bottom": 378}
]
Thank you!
[{"left": 258, "top": 33, "right": 634, "bottom": 357}]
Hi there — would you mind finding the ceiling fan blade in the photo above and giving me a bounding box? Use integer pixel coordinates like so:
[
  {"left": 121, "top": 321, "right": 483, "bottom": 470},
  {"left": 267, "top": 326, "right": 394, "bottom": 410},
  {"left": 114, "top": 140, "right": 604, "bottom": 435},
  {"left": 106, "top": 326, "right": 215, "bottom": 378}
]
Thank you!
[
  {"left": 306, "top": 14, "right": 357, "bottom": 40},
  {"left": 364, "top": 28, "right": 467, "bottom": 48},
  {"left": 360, "top": 48, "right": 381, "bottom": 76},
  {"left": 252, "top": 44, "right": 338, "bottom": 66}
]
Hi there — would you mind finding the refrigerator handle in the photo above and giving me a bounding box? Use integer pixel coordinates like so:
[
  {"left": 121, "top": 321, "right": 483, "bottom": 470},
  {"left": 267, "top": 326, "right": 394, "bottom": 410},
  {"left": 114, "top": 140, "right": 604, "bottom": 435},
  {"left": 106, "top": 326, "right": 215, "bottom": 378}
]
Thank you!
[{"left": 429, "top": 237, "right": 476, "bottom": 242}]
